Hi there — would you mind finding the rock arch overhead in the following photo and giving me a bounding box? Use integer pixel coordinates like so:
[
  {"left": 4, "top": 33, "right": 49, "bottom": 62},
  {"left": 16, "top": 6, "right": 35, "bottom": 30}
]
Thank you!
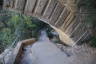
[{"left": 2, "top": 0, "right": 91, "bottom": 46}]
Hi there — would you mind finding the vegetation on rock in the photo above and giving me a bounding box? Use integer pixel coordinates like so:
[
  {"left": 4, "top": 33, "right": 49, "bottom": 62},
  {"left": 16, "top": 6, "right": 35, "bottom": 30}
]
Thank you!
[{"left": 0, "top": 10, "right": 48, "bottom": 53}]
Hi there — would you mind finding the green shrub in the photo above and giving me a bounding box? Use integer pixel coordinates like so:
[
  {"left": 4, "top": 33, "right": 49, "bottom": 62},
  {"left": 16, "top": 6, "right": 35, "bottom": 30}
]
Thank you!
[{"left": 0, "top": 10, "right": 50, "bottom": 53}]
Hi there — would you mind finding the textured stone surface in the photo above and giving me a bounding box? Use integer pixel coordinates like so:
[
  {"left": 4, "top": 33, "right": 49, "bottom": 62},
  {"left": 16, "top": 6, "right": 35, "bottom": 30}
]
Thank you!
[
  {"left": 34, "top": 0, "right": 48, "bottom": 16},
  {"left": 24, "top": 0, "right": 37, "bottom": 15},
  {"left": 55, "top": 7, "right": 70, "bottom": 28},
  {"left": 15, "top": 0, "right": 26, "bottom": 11},
  {"left": 49, "top": 2, "right": 64, "bottom": 25},
  {"left": 43, "top": 0, "right": 57, "bottom": 19}
]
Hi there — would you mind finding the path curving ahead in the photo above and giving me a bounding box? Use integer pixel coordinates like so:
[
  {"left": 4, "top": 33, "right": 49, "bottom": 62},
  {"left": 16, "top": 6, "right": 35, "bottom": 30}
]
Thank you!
[
  {"left": 20, "top": 30, "right": 96, "bottom": 64},
  {"left": 20, "top": 30, "right": 69, "bottom": 64}
]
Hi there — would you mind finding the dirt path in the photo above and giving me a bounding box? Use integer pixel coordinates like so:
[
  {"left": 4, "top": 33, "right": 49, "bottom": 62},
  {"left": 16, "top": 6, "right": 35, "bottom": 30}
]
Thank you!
[{"left": 20, "top": 30, "right": 96, "bottom": 64}]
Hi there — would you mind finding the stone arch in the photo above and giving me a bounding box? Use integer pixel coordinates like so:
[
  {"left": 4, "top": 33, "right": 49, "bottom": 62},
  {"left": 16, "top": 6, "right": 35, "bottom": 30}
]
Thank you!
[{"left": 2, "top": 0, "right": 90, "bottom": 46}]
